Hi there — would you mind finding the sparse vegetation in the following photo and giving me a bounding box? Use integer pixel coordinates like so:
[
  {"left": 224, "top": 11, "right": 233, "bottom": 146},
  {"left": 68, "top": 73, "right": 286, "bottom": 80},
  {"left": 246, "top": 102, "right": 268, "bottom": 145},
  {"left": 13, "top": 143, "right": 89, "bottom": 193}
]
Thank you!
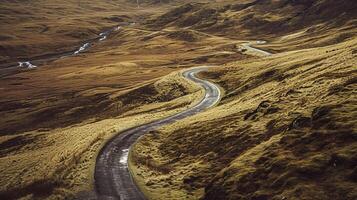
[
  {"left": 0, "top": 70, "right": 204, "bottom": 199},
  {"left": 0, "top": 0, "right": 356, "bottom": 199},
  {"left": 131, "top": 38, "right": 357, "bottom": 199},
  {"left": 129, "top": 1, "right": 357, "bottom": 198}
]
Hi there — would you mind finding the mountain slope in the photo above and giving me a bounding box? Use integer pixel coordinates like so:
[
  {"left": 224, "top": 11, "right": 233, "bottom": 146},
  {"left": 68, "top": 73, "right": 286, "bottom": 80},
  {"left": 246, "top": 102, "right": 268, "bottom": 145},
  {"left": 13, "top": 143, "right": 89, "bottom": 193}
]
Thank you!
[
  {"left": 131, "top": 36, "right": 357, "bottom": 200},
  {"left": 0, "top": 0, "right": 356, "bottom": 199},
  {"left": 148, "top": 0, "right": 357, "bottom": 50},
  {"left": 130, "top": 0, "right": 357, "bottom": 199}
]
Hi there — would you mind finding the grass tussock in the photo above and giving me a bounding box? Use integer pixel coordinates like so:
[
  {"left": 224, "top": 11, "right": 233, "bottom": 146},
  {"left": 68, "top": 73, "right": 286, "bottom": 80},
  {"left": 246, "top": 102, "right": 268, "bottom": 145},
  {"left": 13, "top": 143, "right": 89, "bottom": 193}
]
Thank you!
[
  {"left": 0, "top": 70, "right": 204, "bottom": 199},
  {"left": 131, "top": 38, "right": 357, "bottom": 200},
  {"left": 1, "top": 0, "right": 356, "bottom": 199}
]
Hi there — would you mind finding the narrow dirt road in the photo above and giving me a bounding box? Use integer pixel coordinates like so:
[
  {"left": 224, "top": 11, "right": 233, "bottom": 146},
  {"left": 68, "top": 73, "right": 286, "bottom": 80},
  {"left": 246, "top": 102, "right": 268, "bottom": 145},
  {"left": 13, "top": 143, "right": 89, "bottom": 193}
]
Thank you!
[{"left": 92, "top": 66, "right": 220, "bottom": 200}]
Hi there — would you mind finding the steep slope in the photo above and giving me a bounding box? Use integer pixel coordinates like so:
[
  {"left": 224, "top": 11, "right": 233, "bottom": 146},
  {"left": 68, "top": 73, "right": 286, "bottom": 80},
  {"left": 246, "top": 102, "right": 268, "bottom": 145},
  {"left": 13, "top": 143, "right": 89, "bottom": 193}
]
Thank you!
[
  {"left": 131, "top": 36, "right": 357, "bottom": 200},
  {"left": 0, "top": 0, "right": 356, "bottom": 199},
  {"left": 200, "top": 39, "right": 357, "bottom": 200},
  {"left": 130, "top": 1, "right": 357, "bottom": 198},
  {"left": 147, "top": 0, "right": 357, "bottom": 50}
]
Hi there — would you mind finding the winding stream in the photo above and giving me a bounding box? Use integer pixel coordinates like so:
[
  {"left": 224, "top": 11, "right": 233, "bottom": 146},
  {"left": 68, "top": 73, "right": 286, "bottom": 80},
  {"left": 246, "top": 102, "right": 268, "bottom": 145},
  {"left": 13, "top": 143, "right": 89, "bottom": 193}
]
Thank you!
[{"left": 12, "top": 24, "right": 126, "bottom": 70}]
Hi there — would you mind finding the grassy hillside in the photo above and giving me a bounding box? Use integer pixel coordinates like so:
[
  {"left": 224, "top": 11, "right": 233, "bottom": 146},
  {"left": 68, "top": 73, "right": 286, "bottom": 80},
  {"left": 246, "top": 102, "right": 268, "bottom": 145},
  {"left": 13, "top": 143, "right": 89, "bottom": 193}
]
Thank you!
[
  {"left": 0, "top": 0, "right": 184, "bottom": 68},
  {"left": 0, "top": 0, "right": 122, "bottom": 66},
  {"left": 131, "top": 36, "right": 357, "bottom": 200},
  {"left": 0, "top": 0, "right": 250, "bottom": 199},
  {"left": 130, "top": 1, "right": 357, "bottom": 199},
  {"left": 148, "top": 0, "right": 357, "bottom": 51},
  {"left": 0, "top": 0, "right": 253, "bottom": 135},
  {"left": 0, "top": 70, "right": 205, "bottom": 199},
  {"left": 0, "top": 0, "right": 356, "bottom": 199}
]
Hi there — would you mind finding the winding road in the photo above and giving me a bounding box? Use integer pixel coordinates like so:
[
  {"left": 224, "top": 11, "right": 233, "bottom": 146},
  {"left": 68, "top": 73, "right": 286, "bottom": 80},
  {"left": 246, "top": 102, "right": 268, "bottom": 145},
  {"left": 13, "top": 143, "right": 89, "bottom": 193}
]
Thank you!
[
  {"left": 91, "top": 41, "right": 270, "bottom": 200},
  {"left": 242, "top": 41, "right": 272, "bottom": 56},
  {"left": 93, "top": 66, "right": 220, "bottom": 200}
]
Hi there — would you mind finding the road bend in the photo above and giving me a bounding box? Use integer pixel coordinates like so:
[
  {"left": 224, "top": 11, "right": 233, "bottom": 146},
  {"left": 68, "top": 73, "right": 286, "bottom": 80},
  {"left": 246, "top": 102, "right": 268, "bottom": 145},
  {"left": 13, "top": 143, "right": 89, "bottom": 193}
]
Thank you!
[{"left": 93, "top": 66, "right": 221, "bottom": 200}]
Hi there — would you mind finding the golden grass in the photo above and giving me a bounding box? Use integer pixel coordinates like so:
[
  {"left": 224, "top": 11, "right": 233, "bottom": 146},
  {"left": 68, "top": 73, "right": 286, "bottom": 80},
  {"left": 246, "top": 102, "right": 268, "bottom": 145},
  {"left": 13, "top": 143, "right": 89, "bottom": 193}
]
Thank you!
[
  {"left": 0, "top": 20, "right": 249, "bottom": 135},
  {"left": 1, "top": 1, "right": 356, "bottom": 199},
  {"left": 0, "top": 2, "right": 251, "bottom": 198},
  {"left": 0, "top": 0, "right": 175, "bottom": 65},
  {"left": 0, "top": 70, "right": 204, "bottom": 199},
  {"left": 130, "top": 37, "right": 357, "bottom": 199}
]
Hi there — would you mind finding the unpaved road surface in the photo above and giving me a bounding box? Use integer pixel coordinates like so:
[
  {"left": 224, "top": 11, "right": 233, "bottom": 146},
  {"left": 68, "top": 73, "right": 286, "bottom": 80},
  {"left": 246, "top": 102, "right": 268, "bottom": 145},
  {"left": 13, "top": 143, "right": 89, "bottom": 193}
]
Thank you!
[{"left": 91, "top": 66, "right": 221, "bottom": 200}]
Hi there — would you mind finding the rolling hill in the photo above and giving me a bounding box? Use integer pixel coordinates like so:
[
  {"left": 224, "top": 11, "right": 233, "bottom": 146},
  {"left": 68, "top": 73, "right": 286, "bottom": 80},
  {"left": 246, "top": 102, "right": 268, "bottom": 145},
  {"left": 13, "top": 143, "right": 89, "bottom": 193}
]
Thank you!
[
  {"left": 0, "top": 0, "right": 356, "bottom": 199},
  {"left": 129, "top": 0, "right": 357, "bottom": 199}
]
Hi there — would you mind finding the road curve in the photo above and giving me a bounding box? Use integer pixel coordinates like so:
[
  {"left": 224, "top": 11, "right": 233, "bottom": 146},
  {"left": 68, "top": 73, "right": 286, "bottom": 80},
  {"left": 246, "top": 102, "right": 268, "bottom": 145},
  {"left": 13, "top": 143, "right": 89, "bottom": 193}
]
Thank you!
[
  {"left": 93, "top": 66, "right": 221, "bottom": 200},
  {"left": 242, "top": 41, "right": 272, "bottom": 56}
]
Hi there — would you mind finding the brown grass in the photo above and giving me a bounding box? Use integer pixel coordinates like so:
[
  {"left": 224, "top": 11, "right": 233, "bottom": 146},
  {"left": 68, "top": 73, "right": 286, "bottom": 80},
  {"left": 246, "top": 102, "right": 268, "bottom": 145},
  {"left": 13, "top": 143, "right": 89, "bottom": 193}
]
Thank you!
[
  {"left": 0, "top": 1, "right": 250, "bottom": 135},
  {"left": 1, "top": 0, "right": 356, "bottom": 199},
  {"left": 149, "top": 0, "right": 357, "bottom": 51},
  {"left": 0, "top": 70, "right": 204, "bottom": 199},
  {"left": 0, "top": 0, "right": 178, "bottom": 67},
  {"left": 0, "top": 0, "right": 253, "bottom": 197},
  {"left": 130, "top": 37, "right": 357, "bottom": 200}
]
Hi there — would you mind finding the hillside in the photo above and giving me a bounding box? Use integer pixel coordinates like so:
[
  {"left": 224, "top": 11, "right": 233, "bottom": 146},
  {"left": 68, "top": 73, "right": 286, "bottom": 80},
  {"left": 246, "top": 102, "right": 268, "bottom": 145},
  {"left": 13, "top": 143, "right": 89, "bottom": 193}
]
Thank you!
[
  {"left": 0, "top": 0, "right": 249, "bottom": 198},
  {"left": 129, "top": 0, "right": 357, "bottom": 199},
  {"left": 0, "top": 0, "right": 184, "bottom": 69},
  {"left": 131, "top": 37, "right": 357, "bottom": 199},
  {"left": 148, "top": 0, "right": 357, "bottom": 51},
  {"left": 0, "top": 0, "right": 356, "bottom": 199},
  {"left": 1, "top": 0, "right": 251, "bottom": 136}
]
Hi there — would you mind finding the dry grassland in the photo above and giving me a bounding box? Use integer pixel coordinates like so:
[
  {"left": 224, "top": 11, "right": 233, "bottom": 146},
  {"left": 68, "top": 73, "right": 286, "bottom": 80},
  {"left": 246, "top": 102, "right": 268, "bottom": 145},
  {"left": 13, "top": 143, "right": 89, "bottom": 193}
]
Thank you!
[
  {"left": 130, "top": 37, "right": 357, "bottom": 200},
  {"left": 0, "top": 70, "right": 204, "bottom": 199},
  {"left": 0, "top": 0, "right": 356, "bottom": 199}
]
